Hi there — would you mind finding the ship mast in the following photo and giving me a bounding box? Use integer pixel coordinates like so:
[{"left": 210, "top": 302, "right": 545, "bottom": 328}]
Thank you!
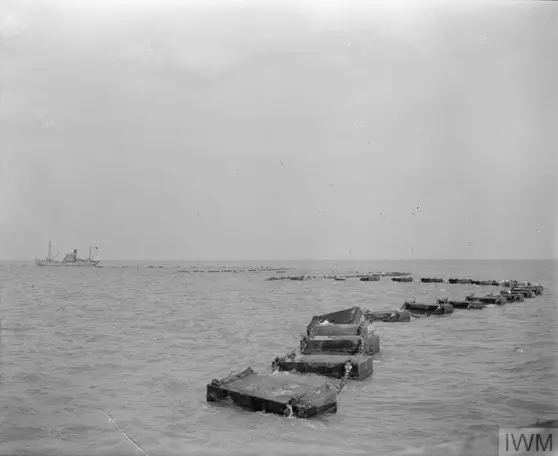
[
  {"left": 88, "top": 245, "right": 92, "bottom": 260},
  {"left": 48, "top": 241, "right": 52, "bottom": 261}
]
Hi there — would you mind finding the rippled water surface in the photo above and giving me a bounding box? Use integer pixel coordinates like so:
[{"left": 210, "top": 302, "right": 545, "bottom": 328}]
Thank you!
[{"left": 1, "top": 260, "right": 557, "bottom": 455}]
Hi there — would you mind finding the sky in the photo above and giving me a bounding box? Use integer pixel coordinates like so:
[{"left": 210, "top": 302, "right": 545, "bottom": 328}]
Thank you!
[{"left": 0, "top": 0, "right": 556, "bottom": 261}]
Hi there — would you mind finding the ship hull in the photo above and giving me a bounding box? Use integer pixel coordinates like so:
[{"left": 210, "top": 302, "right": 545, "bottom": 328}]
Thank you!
[{"left": 35, "top": 260, "right": 100, "bottom": 267}]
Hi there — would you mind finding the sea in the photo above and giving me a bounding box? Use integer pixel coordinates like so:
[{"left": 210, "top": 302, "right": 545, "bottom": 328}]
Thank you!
[{"left": 1, "top": 259, "right": 556, "bottom": 456}]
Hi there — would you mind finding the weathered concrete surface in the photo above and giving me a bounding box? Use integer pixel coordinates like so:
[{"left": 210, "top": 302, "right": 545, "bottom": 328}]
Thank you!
[
  {"left": 206, "top": 367, "right": 338, "bottom": 418},
  {"left": 308, "top": 307, "right": 364, "bottom": 326},
  {"left": 301, "top": 334, "right": 380, "bottom": 356},
  {"left": 465, "top": 294, "right": 507, "bottom": 305},
  {"left": 309, "top": 322, "right": 372, "bottom": 337},
  {"left": 273, "top": 353, "right": 374, "bottom": 380}
]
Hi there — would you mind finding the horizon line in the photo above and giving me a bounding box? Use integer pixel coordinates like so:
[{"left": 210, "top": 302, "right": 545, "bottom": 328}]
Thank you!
[{"left": 1, "top": 258, "right": 556, "bottom": 262}]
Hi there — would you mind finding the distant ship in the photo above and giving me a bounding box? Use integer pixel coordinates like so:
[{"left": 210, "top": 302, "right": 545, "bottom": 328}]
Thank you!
[{"left": 35, "top": 241, "right": 100, "bottom": 267}]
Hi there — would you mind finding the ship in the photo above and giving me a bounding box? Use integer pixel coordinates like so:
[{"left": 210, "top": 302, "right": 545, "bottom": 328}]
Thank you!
[{"left": 35, "top": 241, "right": 101, "bottom": 267}]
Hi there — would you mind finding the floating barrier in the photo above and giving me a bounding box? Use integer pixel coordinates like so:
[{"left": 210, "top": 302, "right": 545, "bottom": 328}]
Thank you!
[
  {"left": 177, "top": 266, "right": 294, "bottom": 273},
  {"left": 273, "top": 307, "right": 377, "bottom": 380},
  {"left": 470, "top": 279, "right": 499, "bottom": 286},
  {"left": 206, "top": 367, "right": 338, "bottom": 418},
  {"left": 438, "top": 298, "right": 483, "bottom": 310},
  {"left": 267, "top": 275, "right": 316, "bottom": 281},
  {"left": 402, "top": 301, "right": 454, "bottom": 315},
  {"left": 379, "top": 272, "right": 412, "bottom": 276},
  {"left": 512, "top": 285, "right": 543, "bottom": 296},
  {"left": 360, "top": 275, "right": 380, "bottom": 282},
  {"left": 272, "top": 351, "right": 375, "bottom": 380},
  {"left": 499, "top": 280, "right": 540, "bottom": 288},
  {"left": 448, "top": 278, "right": 472, "bottom": 284},
  {"left": 509, "top": 288, "right": 535, "bottom": 298},
  {"left": 447, "top": 278, "right": 503, "bottom": 285},
  {"left": 499, "top": 290, "right": 525, "bottom": 302},
  {"left": 264, "top": 272, "right": 414, "bottom": 282},
  {"left": 499, "top": 280, "right": 543, "bottom": 290},
  {"left": 308, "top": 307, "right": 364, "bottom": 326},
  {"left": 392, "top": 276, "right": 413, "bottom": 283},
  {"left": 302, "top": 314, "right": 378, "bottom": 356},
  {"left": 465, "top": 294, "right": 506, "bottom": 305},
  {"left": 364, "top": 309, "right": 412, "bottom": 322},
  {"left": 307, "top": 321, "right": 369, "bottom": 337},
  {"left": 463, "top": 300, "right": 484, "bottom": 310},
  {"left": 210, "top": 273, "right": 545, "bottom": 421},
  {"left": 300, "top": 334, "right": 380, "bottom": 356}
]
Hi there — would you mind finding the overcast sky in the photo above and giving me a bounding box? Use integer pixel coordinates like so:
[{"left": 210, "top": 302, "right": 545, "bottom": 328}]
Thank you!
[{"left": 0, "top": 0, "right": 556, "bottom": 260}]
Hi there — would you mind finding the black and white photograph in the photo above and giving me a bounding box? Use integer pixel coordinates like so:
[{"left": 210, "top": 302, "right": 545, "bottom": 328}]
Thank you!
[{"left": 0, "top": 0, "right": 556, "bottom": 454}]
